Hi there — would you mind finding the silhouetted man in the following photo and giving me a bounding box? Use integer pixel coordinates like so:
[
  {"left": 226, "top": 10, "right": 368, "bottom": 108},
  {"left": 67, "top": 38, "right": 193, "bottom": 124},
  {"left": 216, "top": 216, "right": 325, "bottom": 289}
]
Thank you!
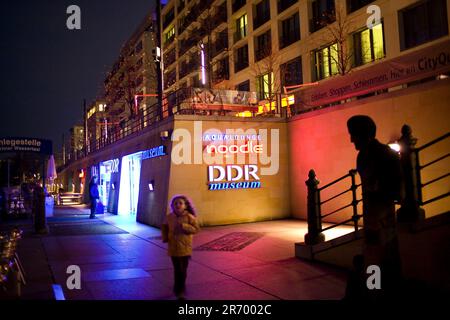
[
  {"left": 89, "top": 176, "right": 99, "bottom": 219},
  {"left": 347, "top": 115, "right": 403, "bottom": 298}
]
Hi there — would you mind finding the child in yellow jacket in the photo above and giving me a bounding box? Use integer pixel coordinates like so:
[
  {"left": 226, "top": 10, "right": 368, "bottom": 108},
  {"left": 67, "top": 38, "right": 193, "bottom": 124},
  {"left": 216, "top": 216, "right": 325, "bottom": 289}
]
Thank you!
[{"left": 162, "top": 195, "right": 199, "bottom": 300}]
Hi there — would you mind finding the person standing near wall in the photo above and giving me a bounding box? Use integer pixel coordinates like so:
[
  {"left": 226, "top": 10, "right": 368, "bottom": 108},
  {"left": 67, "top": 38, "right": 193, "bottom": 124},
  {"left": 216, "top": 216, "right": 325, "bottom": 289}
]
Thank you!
[
  {"left": 347, "top": 115, "right": 403, "bottom": 299},
  {"left": 162, "top": 195, "right": 200, "bottom": 300},
  {"left": 88, "top": 176, "right": 99, "bottom": 219}
]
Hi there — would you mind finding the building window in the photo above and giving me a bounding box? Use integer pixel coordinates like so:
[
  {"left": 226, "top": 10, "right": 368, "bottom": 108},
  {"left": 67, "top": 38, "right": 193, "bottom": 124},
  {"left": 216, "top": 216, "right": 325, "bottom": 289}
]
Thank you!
[
  {"left": 164, "top": 26, "right": 175, "bottom": 45},
  {"left": 314, "top": 43, "right": 339, "bottom": 80},
  {"left": 163, "top": 8, "right": 175, "bottom": 29},
  {"left": 236, "top": 80, "right": 250, "bottom": 91},
  {"left": 135, "top": 41, "right": 143, "bottom": 53},
  {"left": 253, "top": 0, "right": 270, "bottom": 30},
  {"left": 178, "top": 0, "right": 185, "bottom": 13},
  {"left": 347, "top": 0, "right": 375, "bottom": 13},
  {"left": 281, "top": 57, "right": 303, "bottom": 88},
  {"left": 213, "top": 57, "right": 230, "bottom": 84},
  {"left": 354, "top": 23, "right": 385, "bottom": 66},
  {"left": 135, "top": 58, "right": 143, "bottom": 70},
  {"left": 191, "top": 74, "right": 201, "bottom": 88},
  {"left": 399, "top": 0, "right": 448, "bottom": 51},
  {"left": 256, "top": 72, "right": 274, "bottom": 100},
  {"left": 232, "top": 0, "right": 246, "bottom": 13},
  {"left": 279, "top": 12, "right": 300, "bottom": 49},
  {"left": 310, "top": 0, "right": 335, "bottom": 32},
  {"left": 235, "top": 14, "right": 248, "bottom": 42},
  {"left": 254, "top": 30, "right": 271, "bottom": 61},
  {"left": 278, "top": 0, "right": 298, "bottom": 14},
  {"left": 234, "top": 45, "right": 249, "bottom": 72}
]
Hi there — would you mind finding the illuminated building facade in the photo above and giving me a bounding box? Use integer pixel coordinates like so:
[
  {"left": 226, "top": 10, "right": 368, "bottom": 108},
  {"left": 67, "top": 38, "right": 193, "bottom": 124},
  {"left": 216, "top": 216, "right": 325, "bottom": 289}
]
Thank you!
[{"left": 57, "top": 0, "right": 450, "bottom": 227}]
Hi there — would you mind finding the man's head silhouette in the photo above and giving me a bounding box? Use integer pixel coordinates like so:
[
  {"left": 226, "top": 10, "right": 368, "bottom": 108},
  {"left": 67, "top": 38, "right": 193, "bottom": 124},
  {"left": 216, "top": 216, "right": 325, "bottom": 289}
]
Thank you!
[{"left": 347, "top": 115, "right": 376, "bottom": 151}]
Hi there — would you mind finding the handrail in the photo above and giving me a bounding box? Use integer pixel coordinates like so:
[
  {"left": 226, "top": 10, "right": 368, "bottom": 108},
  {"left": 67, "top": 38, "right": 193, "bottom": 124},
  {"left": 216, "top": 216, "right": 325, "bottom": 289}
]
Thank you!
[
  {"left": 419, "top": 153, "right": 449, "bottom": 170},
  {"left": 304, "top": 169, "right": 362, "bottom": 245},
  {"left": 416, "top": 132, "right": 450, "bottom": 152},
  {"left": 414, "top": 131, "right": 450, "bottom": 207},
  {"left": 318, "top": 172, "right": 353, "bottom": 191}
]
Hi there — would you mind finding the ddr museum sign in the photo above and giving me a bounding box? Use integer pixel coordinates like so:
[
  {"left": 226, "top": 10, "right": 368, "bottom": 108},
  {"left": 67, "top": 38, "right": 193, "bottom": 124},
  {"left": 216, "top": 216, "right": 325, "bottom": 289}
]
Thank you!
[
  {"left": 295, "top": 40, "right": 450, "bottom": 109},
  {"left": 0, "top": 137, "right": 52, "bottom": 155}
]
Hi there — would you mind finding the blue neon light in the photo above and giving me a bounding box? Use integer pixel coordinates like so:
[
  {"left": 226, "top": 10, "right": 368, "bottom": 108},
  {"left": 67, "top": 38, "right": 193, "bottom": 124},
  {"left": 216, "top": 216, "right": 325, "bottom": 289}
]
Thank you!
[
  {"left": 208, "top": 181, "right": 261, "bottom": 191},
  {"left": 142, "top": 145, "right": 166, "bottom": 160}
]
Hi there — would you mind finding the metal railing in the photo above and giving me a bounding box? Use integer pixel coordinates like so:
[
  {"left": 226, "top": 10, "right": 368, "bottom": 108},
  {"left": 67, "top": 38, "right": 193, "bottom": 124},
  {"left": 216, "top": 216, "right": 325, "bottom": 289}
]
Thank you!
[
  {"left": 304, "top": 169, "right": 362, "bottom": 245},
  {"left": 415, "top": 132, "right": 450, "bottom": 206},
  {"left": 304, "top": 125, "right": 450, "bottom": 245},
  {"left": 0, "top": 228, "right": 25, "bottom": 298},
  {"left": 60, "top": 87, "right": 281, "bottom": 170},
  {"left": 397, "top": 125, "right": 449, "bottom": 222}
]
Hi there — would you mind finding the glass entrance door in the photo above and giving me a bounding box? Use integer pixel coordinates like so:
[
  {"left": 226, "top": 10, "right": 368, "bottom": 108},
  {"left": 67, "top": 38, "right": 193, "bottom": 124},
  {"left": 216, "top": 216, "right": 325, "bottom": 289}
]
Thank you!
[{"left": 118, "top": 152, "right": 142, "bottom": 216}]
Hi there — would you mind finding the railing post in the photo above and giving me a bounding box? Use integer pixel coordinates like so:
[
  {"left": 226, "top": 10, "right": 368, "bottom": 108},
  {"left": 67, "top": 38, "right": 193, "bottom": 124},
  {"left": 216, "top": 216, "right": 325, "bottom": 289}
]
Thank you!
[
  {"left": 397, "top": 124, "right": 425, "bottom": 223},
  {"left": 304, "top": 169, "right": 325, "bottom": 245},
  {"left": 349, "top": 169, "right": 360, "bottom": 232}
]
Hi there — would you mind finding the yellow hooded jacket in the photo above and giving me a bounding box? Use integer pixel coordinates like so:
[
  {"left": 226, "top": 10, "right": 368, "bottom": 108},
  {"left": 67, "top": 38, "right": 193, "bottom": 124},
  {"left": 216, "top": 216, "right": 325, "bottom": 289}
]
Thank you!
[{"left": 162, "top": 211, "right": 200, "bottom": 257}]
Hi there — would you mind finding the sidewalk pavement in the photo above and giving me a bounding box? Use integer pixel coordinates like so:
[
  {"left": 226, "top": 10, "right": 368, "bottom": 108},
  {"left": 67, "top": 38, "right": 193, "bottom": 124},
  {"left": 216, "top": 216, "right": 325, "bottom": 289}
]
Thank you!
[{"left": 10, "top": 206, "right": 354, "bottom": 300}]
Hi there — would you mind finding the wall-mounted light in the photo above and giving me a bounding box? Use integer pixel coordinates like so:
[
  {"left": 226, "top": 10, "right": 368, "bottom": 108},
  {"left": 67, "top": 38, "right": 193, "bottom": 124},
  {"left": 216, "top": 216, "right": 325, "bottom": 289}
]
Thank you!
[
  {"left": 111, "top": 183, "right": 115, "bottom": 190},
  {"left": 148, "top": 180, "right": 155, "bottom": 191},
  {"left": 388, "top": 142, "right": 401, "bottom": 153},
  {"left": 160, "top": 130, "right": 169, "bottom": 140}
]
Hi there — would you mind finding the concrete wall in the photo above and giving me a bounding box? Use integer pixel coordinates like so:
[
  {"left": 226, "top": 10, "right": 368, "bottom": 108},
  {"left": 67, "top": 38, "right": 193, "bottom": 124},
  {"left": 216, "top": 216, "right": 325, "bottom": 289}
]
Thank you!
[
  {"left": 288, "top": 78, "right": 450, "bottom": 222},
  {"left": 167, "top": 115, "right": 290, "bottom": 226},
  {"left": 136, "top": 128, "right": 173, "bottom": 227}
]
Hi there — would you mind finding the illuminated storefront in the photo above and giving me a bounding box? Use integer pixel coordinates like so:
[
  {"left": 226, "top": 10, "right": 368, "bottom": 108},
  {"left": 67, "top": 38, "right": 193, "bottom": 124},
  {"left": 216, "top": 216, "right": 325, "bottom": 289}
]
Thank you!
[
  {"left": 118, "top": 151, "right": 143, "bottom": 216},
  {"left": 98, "top": 158, "right": 120, "bottom": 213}
]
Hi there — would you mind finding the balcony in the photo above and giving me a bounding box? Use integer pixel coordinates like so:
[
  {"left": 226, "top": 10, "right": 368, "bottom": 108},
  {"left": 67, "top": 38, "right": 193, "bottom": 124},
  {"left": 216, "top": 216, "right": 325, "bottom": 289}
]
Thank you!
[{"left": 232, "top": 0, "right": 246, "bottom": 13}]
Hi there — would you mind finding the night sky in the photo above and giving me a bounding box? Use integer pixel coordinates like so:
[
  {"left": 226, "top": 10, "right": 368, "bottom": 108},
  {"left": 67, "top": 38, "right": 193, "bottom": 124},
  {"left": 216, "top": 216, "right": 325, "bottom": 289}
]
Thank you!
[{"left": 0, "top": 0, "right": 156, "bottom": 150}]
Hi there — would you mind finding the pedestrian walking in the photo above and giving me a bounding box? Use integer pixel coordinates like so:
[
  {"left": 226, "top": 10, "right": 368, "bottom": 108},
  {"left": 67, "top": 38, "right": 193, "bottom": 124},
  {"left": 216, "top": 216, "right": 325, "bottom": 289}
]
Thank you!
[
  {"left": 347, "top": 115, "right": 403, "bottom": 299},
  {"left": 162, "top": 195, "right": 200, "bottom": 300},
  {"left": 89, "top": 176, "right": 99, "bottom": 219}
]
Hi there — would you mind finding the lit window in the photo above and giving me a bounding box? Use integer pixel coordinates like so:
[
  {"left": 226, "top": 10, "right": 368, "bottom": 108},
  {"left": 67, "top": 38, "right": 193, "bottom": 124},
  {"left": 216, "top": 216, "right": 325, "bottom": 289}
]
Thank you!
[
  {"left": 236, "top": 14, "right": 248, "bottom": 41},
  {"left": 354, "top": 23, "right": 385, "bottom": 66},
  {"left": 314, "top": 43, "right": 339, "bottom": 80},
  {"left": 257, "top": 72, "right": 274, "bottom": 100},
  {"left": 164, "top": 26, "right": 175, "bottom": 44}
]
